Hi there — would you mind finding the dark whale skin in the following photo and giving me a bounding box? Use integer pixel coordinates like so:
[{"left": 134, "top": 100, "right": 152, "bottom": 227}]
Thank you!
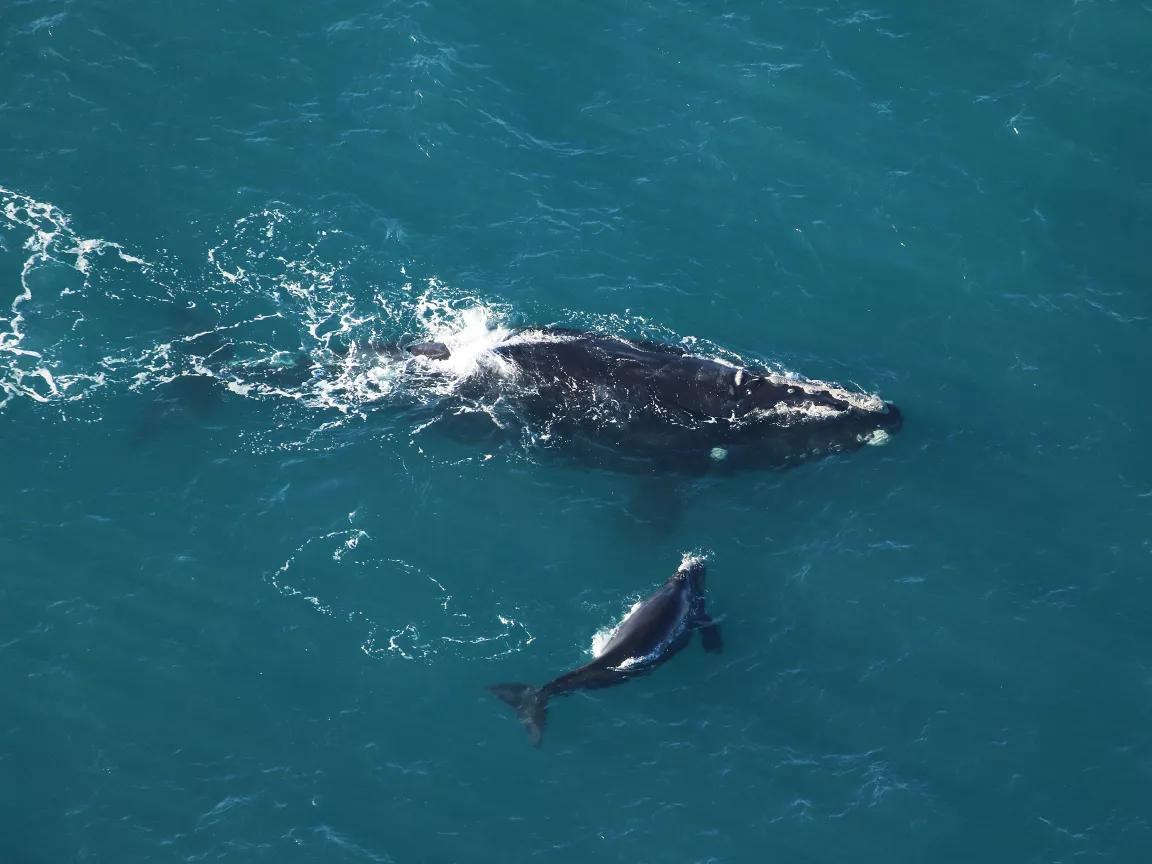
[
  {"left": 488, "top": 557, "right": 721, "bottom": 746},
  {"left": 410, "top": 327, "right": 902, "bottom": 473}
]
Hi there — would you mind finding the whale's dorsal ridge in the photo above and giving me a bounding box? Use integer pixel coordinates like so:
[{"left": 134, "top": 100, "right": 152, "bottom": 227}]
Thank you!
[{"left": 407, "top": 341, "right": 451, "bottom": 361}]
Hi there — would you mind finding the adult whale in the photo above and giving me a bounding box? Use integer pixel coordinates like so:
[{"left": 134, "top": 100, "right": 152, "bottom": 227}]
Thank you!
[
  {"left": 488, "top": 556, "right": 721, "bottom": 746},
  {"left": 406, "top": 326, "right": 902, "bottom": 473}
]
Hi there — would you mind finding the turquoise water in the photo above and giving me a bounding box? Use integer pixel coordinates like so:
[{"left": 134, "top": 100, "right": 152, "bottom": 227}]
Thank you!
[{"left": 3, "top": 1, "right": 1151, "bottom": 861}]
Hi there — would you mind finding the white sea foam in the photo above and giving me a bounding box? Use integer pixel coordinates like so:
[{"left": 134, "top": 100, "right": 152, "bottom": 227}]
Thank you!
[
  {"left": 679, "top": 551, "right": 709, "bottom": 571},
  {"left": 271, "top": 526, "right": 533, "bottom": 663},
  {"left": 1, "top": 185, "right": 160, "bottom": 408},
  {"left": 590, "top": 599, "right": 643, "bottom": 658},
  {"left": 410, "top": 298, "right": 515, "bottom": 386}
]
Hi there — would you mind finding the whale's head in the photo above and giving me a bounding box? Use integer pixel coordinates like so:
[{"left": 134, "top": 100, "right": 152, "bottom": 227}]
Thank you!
[
  {"left": 676, "top": 556, "right": 707, "bottom": 592},
  {"left": 807, "top": 399, "right": 903, "bottom": 460},
  {"left": 728, "top": 372, "right": 902, "bottom": 468},
  {"left": 869, "top": 401, "right": 903, "bottom": 439},
  {"left": 853, "top": 399, "right": 902, "bottom": 438}
]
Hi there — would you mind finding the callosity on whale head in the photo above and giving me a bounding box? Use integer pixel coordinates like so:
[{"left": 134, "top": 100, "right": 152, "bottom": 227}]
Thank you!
[{"left": 711, "top": 368, "right": 903, "bottom": 470}]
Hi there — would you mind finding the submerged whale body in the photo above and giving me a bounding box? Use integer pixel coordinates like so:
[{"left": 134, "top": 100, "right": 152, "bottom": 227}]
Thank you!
[
  {"left": 488, "top": 556, "right": 721, "bottom": 746},
  {"left": 405, "top": 327, "right": 901, "bottom": 473}
]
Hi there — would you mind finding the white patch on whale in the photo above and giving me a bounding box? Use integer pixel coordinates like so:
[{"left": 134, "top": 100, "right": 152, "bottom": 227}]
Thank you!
[{"left": 859, "top": 428, "right": 891, "bottom": 446}]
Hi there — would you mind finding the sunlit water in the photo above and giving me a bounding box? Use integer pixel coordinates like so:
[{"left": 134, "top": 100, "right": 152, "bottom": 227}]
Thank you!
[{"left": 3, "top": 2, "right": 1151, "bottom": 862}]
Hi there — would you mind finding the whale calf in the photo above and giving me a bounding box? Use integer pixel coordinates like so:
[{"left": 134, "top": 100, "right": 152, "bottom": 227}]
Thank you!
[
  {"left": 488, "top": 555, "right": 721, "bottom": 746},
  {"left": 406, "top": 326, "right": 901, "bottom": 473}
]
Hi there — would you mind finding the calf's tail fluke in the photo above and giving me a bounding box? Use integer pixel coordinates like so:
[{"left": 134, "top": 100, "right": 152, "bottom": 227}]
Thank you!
[{"left": 488, "top": 683, "right": 548, "bottom": 747}]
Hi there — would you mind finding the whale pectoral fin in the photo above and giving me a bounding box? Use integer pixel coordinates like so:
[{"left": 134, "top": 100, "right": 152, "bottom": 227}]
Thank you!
[{"left": 697, "top": 615, "right": 724, "bottom": 654}]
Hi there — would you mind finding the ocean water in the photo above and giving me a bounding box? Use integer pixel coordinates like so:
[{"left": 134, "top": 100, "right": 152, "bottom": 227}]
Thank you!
[{"left": 3, "top": 1, "right": 1151, "bottom": 861}]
